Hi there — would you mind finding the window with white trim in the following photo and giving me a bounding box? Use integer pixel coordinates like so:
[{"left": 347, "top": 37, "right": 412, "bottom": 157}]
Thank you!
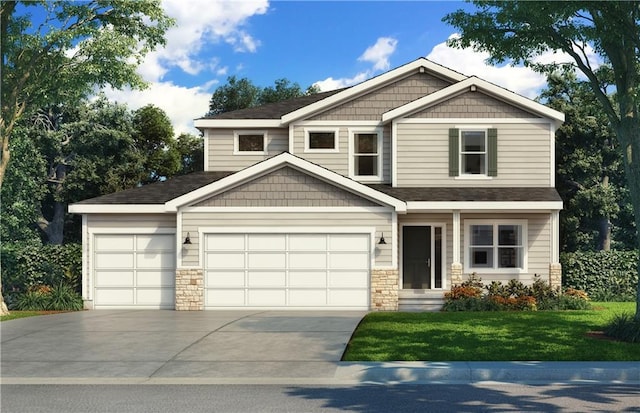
[
  {"left": 465, "top": 221, "right": 526, "bottom": 271},
  {"left": 349, "top": 128, "right": 382, "bottom": 181},
  {"left": 460, "top": 130, "right": 486, "bottom": 175},
  {"left": 234, "top": 131, "right": 267, "bottom": 154},
  {"left": 304, "top": 128, "right": 339, "bottom": 152}
]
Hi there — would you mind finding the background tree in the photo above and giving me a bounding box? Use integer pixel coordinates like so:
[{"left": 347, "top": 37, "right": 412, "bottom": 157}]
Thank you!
[
  {"left": 540, "top": 70, "right": 634, "bottom": 252},
  {"left": 208, "top": 77, "right": 320, "bottom": 115},
  {"left": 173, "top": 133, "right": 204, "bottom": 175},
  {"left": 444, "top": 1, "right": 640, "bottom": 318}
]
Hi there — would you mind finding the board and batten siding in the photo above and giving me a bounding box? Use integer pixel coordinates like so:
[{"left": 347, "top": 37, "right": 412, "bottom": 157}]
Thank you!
[
  {"left": 395, "top": 122, "right": 552, "bottom": 187},
  {"left": 291, "top": 124, "right": 392, "bottom": 183},
  {"left": 461, "top": 213, "right": 551, "bottom": 284},
  {"left": 206, "top": 128, "right": 289, "bottom": 171},
  {"left": 180, "top": 211, "right": 394, "bottom": 268}
]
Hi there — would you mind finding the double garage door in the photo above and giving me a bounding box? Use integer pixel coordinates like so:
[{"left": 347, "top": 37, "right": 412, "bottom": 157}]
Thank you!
[
  {"left": 204, "top": 233, "right": 371, "bottom": 309},
  {"left": 93, "top": 233, "right": 175, "bottom": 308}
]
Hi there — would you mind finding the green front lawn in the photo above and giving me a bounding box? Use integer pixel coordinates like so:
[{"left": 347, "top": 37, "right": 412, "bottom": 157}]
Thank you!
[
  {"left": 0, "top": 310, "right": 70, "bottom": 322},
  {"left": 343, "top": 302, "right": 640, "bottom": 361}
]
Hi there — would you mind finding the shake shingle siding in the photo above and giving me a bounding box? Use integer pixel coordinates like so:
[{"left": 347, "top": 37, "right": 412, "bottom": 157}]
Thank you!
[{"left": 410, "top": 91, "right": 540, "bottom": 119}]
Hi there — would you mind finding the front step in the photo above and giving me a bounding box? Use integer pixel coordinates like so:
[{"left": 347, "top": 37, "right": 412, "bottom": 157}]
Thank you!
[{"left": 398, "top": 290, "right": 447, "bottom": 312}]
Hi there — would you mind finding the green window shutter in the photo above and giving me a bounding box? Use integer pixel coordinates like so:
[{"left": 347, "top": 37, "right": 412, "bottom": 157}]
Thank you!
[
  {"left": 488, "top": 128, "right": 498, "bottom": 177},
  {"left": 449, "top": 128, "right": 459, "bottom": 176}
]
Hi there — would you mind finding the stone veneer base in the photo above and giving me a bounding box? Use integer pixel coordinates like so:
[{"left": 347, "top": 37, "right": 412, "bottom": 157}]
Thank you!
[
  {"left": 175, "top": 268, "right": 204, "bottom": 311},
  {"left": 371, "top": 269, "right": 399, "bottom": 311}
]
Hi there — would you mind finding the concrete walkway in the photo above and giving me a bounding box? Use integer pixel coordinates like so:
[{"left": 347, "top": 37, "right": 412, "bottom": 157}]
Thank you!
[{"left": 1, "top": 311, "right": 638, "bottom": 385}]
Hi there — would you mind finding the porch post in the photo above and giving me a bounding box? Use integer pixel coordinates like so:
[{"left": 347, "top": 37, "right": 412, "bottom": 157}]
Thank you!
[
  {"left": 549, "top": 210, "right": 562, "bottom": 289},
  {"left": 451, "top": 210, "right": 463, "bottom": 285}
]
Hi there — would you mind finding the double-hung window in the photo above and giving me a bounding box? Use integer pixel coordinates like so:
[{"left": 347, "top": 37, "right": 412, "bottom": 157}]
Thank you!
[
  {"left": 449, "top": 128, "right": 497, "bottom": 177},
  {"left": 349, "top": 128, "right": 383, "bottom": 181},
  {"left": 234, "top": 131, "right": 267, "bottom": 154},
  {"left": 466, "top": 220, "right": 526, "bottom": 272}
]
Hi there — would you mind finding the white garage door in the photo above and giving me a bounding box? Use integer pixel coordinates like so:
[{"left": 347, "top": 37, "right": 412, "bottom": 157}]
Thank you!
[
  {"left": 204, "top": 233, "right": 370, "bottom": 309},
  {"left": 93, "top": 234, "right": 175, "bottom": 308}
]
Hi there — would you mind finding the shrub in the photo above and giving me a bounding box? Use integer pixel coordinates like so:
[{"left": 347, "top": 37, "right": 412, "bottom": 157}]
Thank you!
[
  {"left": 14, "top": 291, "right": 49, "bottom": 311},
  {"left": 561, "top": 250, "right": 638, "bottom": 301},
  {"left": 444, "top": 285, "right": 482, "bottom": 300},
  {"left": 604, "top": 313, "right": 640, "bottom": 343},
  {"left": 13, "top": 283, "right": 83, "bottom": 311}
]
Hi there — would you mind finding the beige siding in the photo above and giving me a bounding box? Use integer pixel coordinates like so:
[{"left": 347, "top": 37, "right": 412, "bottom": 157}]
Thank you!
[
  {"left": 396, "top": 122, "right": 551, "bottom": 187},
  {"left": 461, "top": 213, "right": 551, "bottom": 284},
  {"left": 410, "top": 91, "right": 540, "bottom": 119},
  {"left": 180, "top": 211, "right": 393, "bottom": 268},
  {"left": 311, "top": 72, "right": 452, "bottom": 121},
  {"left": 207, "top": 128, "right": 288, "bottom": 171},
  {"left": 87, "top": 214, "right": 176, "bottom": 228},
  {"left": 292, "top": 125, "right": 392, "bottom": 183},
  {"left": 195, "top": 166, "right": 380, "bottom": 207}
]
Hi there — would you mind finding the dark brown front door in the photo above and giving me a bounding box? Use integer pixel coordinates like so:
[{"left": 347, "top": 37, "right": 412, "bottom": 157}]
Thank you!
[{"left": 402, "top": 226, "right": 431, "bottom": 289}]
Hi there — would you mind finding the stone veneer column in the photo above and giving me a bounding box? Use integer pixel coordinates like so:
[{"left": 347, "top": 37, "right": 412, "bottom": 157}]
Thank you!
[
  {"left": 370, "top": 269, "right": 399, "bottom": 311},
  {"left": 549, "top": 263, "right": 562, "bottom": 290},
  {"left": 175, "top": 268, "right": 204, "bottom": 311},
  {"left": 451, "top": 263, "right": 463, "bottom": 286}
]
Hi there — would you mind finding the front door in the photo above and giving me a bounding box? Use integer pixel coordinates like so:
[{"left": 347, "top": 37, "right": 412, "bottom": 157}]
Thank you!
[{"left": 402, "top": 225, "right": 444, "bottom": 289}]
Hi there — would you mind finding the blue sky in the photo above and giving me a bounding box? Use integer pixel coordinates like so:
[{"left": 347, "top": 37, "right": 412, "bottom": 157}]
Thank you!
[{"left": 54, "top": 1, "right": 597, "bottom": 135}]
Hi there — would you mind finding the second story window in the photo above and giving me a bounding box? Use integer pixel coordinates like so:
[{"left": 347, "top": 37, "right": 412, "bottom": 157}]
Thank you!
[
  {"left": 304, "top": 128, "right": 339, "bottom": 152},
  {"left": 349, "top": 128, "right": 383, "bottom": 182},
  {"left": 461, "top": 130, "right": 486, "bottom": 175},
  {"left": 234, "top": 131, "right": 267, "bottom": 155}
]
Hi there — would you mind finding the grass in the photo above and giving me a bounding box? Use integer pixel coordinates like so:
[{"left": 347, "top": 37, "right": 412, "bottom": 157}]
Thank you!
[
  {"left": 0, "top": 310, "right": 70, "bottom": 322},
  {"left": 343, "top": 302, "right": 640, "bottom": 361}
]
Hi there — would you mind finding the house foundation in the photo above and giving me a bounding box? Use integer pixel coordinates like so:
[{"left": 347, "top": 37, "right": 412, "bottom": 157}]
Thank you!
[
  {"left": 175, "top": 268, "right": 204, "bottom": 311},
  {"left": 549, "top": 262, "right": 562, "bottom": 290}
]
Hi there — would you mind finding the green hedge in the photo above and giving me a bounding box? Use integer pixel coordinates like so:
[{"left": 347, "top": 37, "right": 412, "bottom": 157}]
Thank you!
[
  {"left": 1, "top": 240, "right": 82, "bottom": 309},
  {"left": 560, "top": 250, "right": 638, "bottom": 301}
]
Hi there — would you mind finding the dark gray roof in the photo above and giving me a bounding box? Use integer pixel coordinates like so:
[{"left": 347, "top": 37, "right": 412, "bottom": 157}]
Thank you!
[
  {"left": 366, "top": 185, "right": 562, "bottom": 202},
  {"left": 74, "top": 171, "right": 234, "bottom": 205},
  {"left": 199, "top": 89, "right": 347, "bottom": 120}
]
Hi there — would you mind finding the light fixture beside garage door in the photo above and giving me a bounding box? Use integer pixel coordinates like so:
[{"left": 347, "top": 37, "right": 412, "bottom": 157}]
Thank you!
[{"left": 183, "top": 232, "right": 192, "bottom": 244}]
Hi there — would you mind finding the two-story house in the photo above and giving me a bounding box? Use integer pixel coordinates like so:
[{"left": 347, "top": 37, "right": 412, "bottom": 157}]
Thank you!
[{"left": 70, "top": 58, "right": 564, "bottom": 311}]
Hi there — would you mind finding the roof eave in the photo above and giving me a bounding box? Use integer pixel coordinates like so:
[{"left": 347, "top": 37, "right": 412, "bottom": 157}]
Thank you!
[{"left": 68, "top": 204, "right": 168, "bottom": 214}]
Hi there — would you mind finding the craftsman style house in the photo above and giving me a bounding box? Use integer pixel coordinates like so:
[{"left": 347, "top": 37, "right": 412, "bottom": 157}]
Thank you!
[{"left": 70, "top": 58, "right": 564, "bottom": 311}]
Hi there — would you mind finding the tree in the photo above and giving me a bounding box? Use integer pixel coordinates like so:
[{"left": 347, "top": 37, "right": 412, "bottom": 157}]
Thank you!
[
  {"left": 173, "top": 133, "right": 204, "bottom": 175},
  {"left": 132, "top": 104, "right": 180, "bottom": 184},
  {"left": 0, "top": 1, "right": 173, "bottom": 314},
  {"left": 208, "top": 76, "right": 261, "bottom": 115},
  {"left": 540, "top": 70, "right": 633, "bottom": 252},
  {"left": 208, "top": 77, "right": 320, "bottom": 115},
  {"left": 444, "top": 1, "right": 640, "bottom": 318}
]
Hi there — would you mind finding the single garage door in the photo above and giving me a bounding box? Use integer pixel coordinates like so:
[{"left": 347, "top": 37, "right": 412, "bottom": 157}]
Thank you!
[
  {"left": 93, "top": 233, "right": 175, "bottom": 308},
  {"left": 204, "top": 233, "right": 370, "bottom": 309}
]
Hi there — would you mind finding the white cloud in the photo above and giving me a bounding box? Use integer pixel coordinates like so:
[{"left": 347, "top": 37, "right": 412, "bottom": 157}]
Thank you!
[
  {"left": 138, "top": 0, "right": 269, "bottom": 82},
  {"left": 426, "top": 34, "right": 603, "bottom": 98},
  {"left": 358, "top": 37, "right": 398, "bottom": 71},
  {"left": 102, "top": 82, "right": 213, "bottom": 136},
  {"left": 314, "top": 37, "right": 398, "bottom": 91}
]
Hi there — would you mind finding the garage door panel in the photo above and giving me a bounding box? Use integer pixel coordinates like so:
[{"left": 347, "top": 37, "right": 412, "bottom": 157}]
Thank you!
[
  {"left": 207, "top": 270, "right": 244, "bottom": 287},
  {"left": 329, "top": 252, "right": 369, "bottom": 269},
  {"left": 289, "top": 290, "right": 327, "bottom": 306},
  {"left": 136, "top": 234, "right": 173, "bottom": 251},
  {"left": 248, "top": 289, "right": 286, "bottom": 306},
  {"left": 328, "top": 270, "right": 369, "bottom": 288},
  {"left": 289, "top": 252, "right": 326, "bottom": 269},
  {"left": 329, "top": 234, "right": 369, "bottom": 251},
  {"left": 247, "top": 271, "right": 286, "bottom": 287},
  {"left": 289, "top": 234, "right": 327, "bottom": 250},
  {"left": 289, "top": 271, "right": 327, "bottom": 288},
  {"left": 95, "top": 288, "right": 134, "bottom": 305},
  {"left": 207, "top": 289, "right": 245, "bottom": 306},
  {"left": 206, "top": 234, "right": 244, "bottom": 250},
  {"left": 248, "top": 234, "right": 285, "bottom": 250},
  {"left": 206, "top": 252, "right": 244, "bottom": 269},
  {"left": 95, "top": 270, "right": 134, "bottom": 287},
  {"left": 329, "top": 289, "right": 368, "bottom": 306},
  {"left": 137, "top": 270, "right": 175, "bottom": 287},
  {"left": 95, "top": 253, "right": 134, "bottom": 269},
  {"left": 95, "top": 235, "right": 134, "bottom": 251},
  {"left": 247, "top": 253, "right": 285, "bottom": 269},
  {"left": 136, "top": 252, "right": 175, "bottom": 268},
  {"left": 136, "top": 288, "right": 174, "bottom": 305}
]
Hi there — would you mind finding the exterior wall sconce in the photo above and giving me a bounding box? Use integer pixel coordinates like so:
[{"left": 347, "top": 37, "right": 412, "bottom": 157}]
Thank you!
[
  {"left": 183, "top": 232, "right": 192, "bottom": 245},
  {"left": 378, "top": 233, "right": 387, "bottom": 245}
]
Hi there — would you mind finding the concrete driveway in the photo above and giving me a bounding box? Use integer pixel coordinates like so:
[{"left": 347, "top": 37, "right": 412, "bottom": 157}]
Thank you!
[{"left": 1, "top": 310, "right": 366, "bottom": 382}]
